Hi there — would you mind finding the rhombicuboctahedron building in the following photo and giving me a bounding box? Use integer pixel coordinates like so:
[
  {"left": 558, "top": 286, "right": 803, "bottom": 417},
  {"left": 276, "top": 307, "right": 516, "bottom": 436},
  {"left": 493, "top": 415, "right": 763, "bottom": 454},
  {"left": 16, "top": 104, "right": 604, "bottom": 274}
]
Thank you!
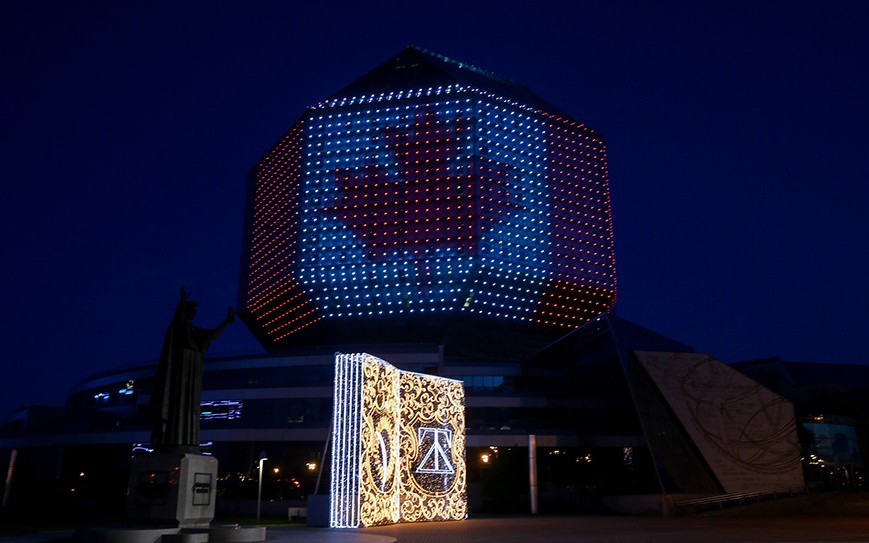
[{"left": 238, "top": 46, "right": 617, "bottom": 352}]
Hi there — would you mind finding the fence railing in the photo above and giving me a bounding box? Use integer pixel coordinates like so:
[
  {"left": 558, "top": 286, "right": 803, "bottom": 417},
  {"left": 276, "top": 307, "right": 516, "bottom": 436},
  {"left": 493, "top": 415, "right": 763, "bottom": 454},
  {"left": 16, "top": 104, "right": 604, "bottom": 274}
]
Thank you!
[{"left": 674, "top": 486, "right": 807, "bottom": 512}]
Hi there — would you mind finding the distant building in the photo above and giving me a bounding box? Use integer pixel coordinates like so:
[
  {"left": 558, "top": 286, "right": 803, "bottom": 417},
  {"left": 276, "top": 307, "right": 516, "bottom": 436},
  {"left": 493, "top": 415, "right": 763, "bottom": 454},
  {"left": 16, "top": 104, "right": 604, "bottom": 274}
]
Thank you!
[
  {"left": 1, "top": 47, "right": 829, "bottom": 518},
  {"left": 0, "top": 315, "right": 811, "bottom": 516}
]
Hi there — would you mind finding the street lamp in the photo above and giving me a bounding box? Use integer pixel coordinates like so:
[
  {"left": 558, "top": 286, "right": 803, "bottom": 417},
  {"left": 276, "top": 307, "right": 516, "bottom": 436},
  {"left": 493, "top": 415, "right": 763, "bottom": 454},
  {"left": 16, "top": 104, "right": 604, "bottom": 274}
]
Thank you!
[{"left": 257, "top": 454, "right": 268, "bottom": 521}]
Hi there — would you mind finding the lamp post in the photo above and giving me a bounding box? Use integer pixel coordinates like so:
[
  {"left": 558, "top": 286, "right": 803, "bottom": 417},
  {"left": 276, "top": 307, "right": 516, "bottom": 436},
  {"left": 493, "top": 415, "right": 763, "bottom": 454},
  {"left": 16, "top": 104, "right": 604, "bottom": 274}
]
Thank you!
[
  {"left": 529, "top": 434, "right": 538, "bottom": 515},
  {"left": 257, "top": 455, "right": 268, "bottom": 521}
]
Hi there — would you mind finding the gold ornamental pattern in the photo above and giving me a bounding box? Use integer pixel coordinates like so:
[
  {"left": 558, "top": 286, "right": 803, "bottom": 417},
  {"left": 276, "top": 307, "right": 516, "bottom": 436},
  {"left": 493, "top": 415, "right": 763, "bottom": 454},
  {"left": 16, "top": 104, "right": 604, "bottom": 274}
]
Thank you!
[
  {"left": 359, "top": 355, "right": 401, "bottom": 526},
  {"left": 331, "top": 353, "right": 466, "bottom": 527},
  {"left": 398, "top": 371, "right": 467, "bottom": 522}
]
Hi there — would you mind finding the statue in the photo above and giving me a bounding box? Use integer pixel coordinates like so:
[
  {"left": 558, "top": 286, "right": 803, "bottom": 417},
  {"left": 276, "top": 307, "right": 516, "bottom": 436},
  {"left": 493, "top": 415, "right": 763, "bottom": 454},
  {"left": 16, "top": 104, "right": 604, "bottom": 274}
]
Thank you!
[{"left": 150, "top": 288, "right": 235, "bottom": 451}]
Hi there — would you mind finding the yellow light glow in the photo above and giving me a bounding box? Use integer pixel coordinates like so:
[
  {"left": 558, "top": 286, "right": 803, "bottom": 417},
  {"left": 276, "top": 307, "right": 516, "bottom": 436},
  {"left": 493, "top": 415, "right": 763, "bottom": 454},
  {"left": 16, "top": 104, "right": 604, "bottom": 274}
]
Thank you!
[
  {"left": 397, "top": 369, "right": 466, "bottom": 524},
  {"left": 331, "top": 353, "right": 466, "bottom": 527}
]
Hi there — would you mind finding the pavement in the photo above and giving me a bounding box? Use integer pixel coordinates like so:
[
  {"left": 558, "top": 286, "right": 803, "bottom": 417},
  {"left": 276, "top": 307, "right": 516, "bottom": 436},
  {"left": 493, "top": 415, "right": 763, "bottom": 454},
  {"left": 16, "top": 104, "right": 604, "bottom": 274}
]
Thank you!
[
  {"left": 3, "top": 493, "right": 869, "bottom": 543},
  {"left": 7, "top": 514, "right": 869, "bottom": 543},
  {"left": 360, "top": 514, "right": 869, "bottom": 543}
]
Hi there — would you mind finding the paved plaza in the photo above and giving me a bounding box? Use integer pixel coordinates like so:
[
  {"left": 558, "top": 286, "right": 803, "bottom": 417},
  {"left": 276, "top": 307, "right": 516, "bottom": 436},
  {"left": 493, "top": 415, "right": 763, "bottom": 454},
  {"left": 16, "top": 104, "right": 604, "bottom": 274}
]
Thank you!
[
  {"left": 356, "top": 513, "right": 869, "bottom": 543},
  {"left": 3, "top": 494, "right": 869, "bottom": 543},
  {"left": 353, "top": 494, "right": 869, "bottom": 543}
]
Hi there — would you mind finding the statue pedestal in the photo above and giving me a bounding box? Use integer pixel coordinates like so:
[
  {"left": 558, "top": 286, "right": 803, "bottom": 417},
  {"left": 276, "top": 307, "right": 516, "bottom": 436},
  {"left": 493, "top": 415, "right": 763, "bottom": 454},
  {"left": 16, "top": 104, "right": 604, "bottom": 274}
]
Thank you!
[{"left": 127, "top": 451, "right": 218, "bottom": 529}]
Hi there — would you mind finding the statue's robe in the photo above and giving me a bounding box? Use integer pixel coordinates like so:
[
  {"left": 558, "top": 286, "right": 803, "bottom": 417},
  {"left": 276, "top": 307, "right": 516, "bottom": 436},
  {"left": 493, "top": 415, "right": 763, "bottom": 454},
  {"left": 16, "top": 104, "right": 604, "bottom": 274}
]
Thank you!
[{"left": 150, "top": 304, "right": 218, "bottom": 450}]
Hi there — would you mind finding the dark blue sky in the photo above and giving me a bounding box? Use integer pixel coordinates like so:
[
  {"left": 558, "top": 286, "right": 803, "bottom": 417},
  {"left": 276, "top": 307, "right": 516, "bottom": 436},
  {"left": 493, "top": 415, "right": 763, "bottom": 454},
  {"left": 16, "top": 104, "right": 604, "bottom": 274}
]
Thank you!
[{"left": 1, "top": 1, "right": 867, "bottom": 418}]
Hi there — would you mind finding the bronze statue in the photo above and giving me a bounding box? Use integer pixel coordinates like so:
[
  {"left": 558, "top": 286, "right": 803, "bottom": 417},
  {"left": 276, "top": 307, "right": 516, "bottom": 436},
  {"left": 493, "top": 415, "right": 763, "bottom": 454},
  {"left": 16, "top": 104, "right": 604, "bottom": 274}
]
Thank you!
[{"left": 150, "top": 288, "right": 235, "bottom": 451}]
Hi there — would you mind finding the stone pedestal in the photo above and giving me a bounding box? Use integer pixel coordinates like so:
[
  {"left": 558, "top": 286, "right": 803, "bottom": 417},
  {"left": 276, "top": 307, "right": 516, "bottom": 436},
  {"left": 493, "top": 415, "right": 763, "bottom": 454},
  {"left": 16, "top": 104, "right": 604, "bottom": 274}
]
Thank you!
[{"left": 127, "top": 452, "right": 218, "bottom": 529}]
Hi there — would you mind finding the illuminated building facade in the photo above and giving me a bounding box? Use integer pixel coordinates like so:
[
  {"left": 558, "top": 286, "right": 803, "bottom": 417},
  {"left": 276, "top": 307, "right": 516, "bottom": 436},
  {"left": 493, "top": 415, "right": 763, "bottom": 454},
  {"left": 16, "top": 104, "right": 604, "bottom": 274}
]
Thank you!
[
  {"left": 239, "top": 46, "right": 616, "bottom": 352},
  {"left": 1, "top": 48, "right": 836, "bottom": 520}
]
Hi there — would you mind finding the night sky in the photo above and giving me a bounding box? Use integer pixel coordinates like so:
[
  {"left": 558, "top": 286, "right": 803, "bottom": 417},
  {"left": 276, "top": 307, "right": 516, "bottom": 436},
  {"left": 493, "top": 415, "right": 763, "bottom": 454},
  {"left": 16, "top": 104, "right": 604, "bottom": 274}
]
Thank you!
[{"left": 2, "top": 2, "right": 867, "bottom": 418}]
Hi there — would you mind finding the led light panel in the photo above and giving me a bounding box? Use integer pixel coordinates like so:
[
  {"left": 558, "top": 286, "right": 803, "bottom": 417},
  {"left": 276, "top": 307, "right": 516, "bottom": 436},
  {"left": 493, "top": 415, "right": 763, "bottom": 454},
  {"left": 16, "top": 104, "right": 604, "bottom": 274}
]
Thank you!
[{"left": 240, "top": 56, "right": 617, "bottom": 349}]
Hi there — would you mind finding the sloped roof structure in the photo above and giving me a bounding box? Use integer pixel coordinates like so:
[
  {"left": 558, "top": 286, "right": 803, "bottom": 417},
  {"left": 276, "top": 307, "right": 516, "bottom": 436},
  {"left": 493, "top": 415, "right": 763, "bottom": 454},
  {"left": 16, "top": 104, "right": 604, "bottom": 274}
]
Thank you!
[{"left": 525, "top": 315, "right": 804, "bottom": 499}]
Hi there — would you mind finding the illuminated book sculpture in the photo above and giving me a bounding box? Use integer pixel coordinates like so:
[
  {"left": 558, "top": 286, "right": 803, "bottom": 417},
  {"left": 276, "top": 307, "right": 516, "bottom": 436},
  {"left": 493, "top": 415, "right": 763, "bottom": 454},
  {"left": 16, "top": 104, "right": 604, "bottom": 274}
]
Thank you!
[{"left": 330, "top": 353, "right": 466, "bottom": 527}]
